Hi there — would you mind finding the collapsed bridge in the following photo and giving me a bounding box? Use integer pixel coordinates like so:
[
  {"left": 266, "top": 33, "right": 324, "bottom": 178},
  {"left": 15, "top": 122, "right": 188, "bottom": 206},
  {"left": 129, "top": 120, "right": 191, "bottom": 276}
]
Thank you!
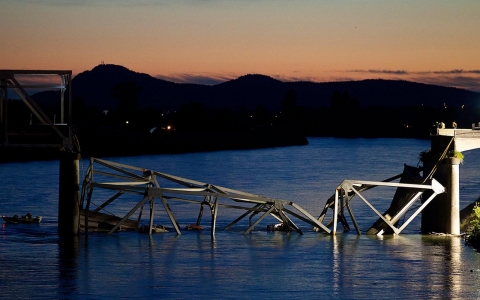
[
  {"left": 80, "top": 157, "right": 446, "bottom": 238},
  {"left": 80, "top": 158, "right": 331, "bottom": 237}
]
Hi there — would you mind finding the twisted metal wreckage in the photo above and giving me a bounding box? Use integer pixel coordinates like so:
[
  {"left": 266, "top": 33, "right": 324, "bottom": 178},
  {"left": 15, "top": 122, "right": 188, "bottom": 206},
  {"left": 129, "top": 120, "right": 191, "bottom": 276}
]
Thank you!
[{"left": 80, "top": 158, "right": 445, "bottom": 238}]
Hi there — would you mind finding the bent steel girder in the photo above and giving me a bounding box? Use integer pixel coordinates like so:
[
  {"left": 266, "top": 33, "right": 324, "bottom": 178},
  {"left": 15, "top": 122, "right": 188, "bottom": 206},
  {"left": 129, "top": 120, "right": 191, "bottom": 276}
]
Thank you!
[
  {"left": 323, "top": 178, "right": 445, "bottom": 235},
  {"left": 315, "top": 172, "right": 403, "bottom": 231}
]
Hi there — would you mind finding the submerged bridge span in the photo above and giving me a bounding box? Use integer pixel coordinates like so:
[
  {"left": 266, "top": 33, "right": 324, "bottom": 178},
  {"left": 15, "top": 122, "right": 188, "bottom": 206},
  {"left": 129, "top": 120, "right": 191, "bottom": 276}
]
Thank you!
[
  {"left": 80, "top": 158, "right": 448, "bottom": 238},
  {"left": 80, "top": 158, "right": 332, "bottom": 237}
]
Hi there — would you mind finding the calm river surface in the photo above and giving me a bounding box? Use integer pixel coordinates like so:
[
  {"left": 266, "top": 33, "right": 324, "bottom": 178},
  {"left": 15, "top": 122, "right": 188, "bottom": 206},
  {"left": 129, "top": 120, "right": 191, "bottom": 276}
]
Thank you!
[{"left": 1, "top": 137, "right": 480, "bottom": 299}]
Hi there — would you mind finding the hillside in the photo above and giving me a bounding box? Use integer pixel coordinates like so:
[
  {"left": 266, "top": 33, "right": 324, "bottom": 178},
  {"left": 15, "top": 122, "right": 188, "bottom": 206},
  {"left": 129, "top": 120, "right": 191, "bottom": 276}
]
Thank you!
[
  {"left": 63, "top": 64, "right": 480, "bottom": 113},
  {"left": 27, "top": 64, "right": 480, "bottom": 153}
]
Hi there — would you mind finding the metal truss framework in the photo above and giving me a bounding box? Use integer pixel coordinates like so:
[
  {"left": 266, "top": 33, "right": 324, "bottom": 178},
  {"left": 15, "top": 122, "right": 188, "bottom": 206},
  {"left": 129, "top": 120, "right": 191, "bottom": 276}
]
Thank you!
[
  {"left": 0, "top": 70, "right": 73, "bottom": 149},
  {"left": 80, "top": 158, "right": 446, "bottom": 238},
  {"left": 80, "top": 158, "right": 332, "bottom": 238},
  {"left": 317, "top": 178, "right": 445, "bottom": 235}
]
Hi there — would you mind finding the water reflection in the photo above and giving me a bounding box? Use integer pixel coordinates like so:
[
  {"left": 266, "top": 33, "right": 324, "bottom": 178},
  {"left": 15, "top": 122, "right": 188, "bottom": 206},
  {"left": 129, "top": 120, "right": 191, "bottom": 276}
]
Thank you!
[
  {"left": 328, "top": 234, "right": 480, "bottom": 299},
  {"left": 448, "top": 237, "right": 463, "bottom": 298},
  {"left": 58, "top": 236, "right": 79, "bottom": 298}
]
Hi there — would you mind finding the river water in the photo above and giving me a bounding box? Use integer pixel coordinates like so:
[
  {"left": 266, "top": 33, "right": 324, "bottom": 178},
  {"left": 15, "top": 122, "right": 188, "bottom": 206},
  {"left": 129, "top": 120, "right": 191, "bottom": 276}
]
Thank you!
[{"left": 1, "top": 138, "right": 480, "bottom": 299}]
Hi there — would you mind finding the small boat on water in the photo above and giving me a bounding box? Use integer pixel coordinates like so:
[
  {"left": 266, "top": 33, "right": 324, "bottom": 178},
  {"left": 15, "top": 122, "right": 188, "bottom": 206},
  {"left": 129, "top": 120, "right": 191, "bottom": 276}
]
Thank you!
[{"left": 2, "top": 214, "right": 42, "bottom": 224}]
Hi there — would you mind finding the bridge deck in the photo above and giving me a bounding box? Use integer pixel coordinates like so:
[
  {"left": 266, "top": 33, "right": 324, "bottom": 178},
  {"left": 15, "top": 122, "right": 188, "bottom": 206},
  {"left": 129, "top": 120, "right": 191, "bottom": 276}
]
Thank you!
[{"left": 437, "top": 128, "right": 480, "bottom": 152}]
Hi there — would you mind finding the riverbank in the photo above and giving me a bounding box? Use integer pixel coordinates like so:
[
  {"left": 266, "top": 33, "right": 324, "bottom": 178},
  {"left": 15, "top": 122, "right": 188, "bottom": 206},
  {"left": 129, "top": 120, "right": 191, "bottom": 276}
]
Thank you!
[{"left": 0, "top": 130, "right": 308, "bottom": 162}]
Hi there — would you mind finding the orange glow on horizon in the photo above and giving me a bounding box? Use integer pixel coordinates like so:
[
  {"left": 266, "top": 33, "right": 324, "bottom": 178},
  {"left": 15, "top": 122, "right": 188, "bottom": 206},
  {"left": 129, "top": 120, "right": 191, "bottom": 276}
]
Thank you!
[{"left": 1, "top": 1, "right": 480, "bottom": 92}]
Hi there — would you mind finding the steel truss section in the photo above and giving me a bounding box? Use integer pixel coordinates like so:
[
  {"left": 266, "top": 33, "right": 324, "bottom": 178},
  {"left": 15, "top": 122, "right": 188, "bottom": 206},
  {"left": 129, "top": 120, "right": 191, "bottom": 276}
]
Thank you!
[
  {"left": 80, "top": 158, "right": 331, "bottom": 238},
  {"left": 319, "top": 178, "right": 445, "bottom": 235}
]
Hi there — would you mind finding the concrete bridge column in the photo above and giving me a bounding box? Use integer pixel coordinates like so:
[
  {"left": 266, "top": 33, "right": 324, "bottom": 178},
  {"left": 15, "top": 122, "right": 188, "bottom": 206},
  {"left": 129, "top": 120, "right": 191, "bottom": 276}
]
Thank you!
[
  {"left": 422, "top": 136, "right": 460, "bottom": 235},
  {"left": 446, "top": 157, "right": 461, "bottom": 234},
  {"left": 58, "top": 151, "right": 81, "bottom": 236}
]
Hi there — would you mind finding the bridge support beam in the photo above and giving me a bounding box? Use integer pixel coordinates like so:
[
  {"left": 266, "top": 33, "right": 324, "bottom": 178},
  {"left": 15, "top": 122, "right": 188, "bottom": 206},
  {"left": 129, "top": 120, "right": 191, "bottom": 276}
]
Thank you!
[
  {"left": 58, "top": 151, "right": 81, "bottom": 236},
  {"left": 447, "top": 158, "right": 461, "bottom": 234}
]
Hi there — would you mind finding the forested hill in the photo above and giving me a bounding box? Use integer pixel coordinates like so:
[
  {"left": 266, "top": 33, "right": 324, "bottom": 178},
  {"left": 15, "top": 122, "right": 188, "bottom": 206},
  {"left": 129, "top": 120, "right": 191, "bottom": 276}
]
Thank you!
[
  {"left": 30, "top": 64, "right": 480, "bottom": 140},
  {"left": 63, "top": 64, "right": 479, "bottom": 112}
]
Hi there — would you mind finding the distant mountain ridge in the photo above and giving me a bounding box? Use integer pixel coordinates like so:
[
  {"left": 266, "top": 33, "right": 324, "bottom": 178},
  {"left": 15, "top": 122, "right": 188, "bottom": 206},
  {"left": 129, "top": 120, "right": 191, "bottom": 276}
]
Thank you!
[
  {"left": 20, "top": 64, "right": 480, "bottom": 159},
  {"left": 66, "top": 64, "right": 480, "bottom": 113}
]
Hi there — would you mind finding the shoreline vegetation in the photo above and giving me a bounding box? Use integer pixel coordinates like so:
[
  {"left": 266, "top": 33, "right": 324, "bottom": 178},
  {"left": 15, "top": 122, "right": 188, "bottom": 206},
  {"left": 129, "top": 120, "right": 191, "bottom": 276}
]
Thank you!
[{"left": 461, "top": 199, "right": 480, "bottom": 251}]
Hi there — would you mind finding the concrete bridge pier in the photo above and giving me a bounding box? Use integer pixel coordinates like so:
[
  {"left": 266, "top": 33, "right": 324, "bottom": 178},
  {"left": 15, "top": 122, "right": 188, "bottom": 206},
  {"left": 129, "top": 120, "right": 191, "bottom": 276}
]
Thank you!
[
  {"left": 58, "top": 151, "right": 81, "bottom": 236},
  {"left": 422, "top": 135, "right": 460, "bottom": 234},
  {"left": 422, "top": 157, "right": 460, "bottom": 235},
  {"left": 446, "top": 158, "right": 461, "bottom": 234}
]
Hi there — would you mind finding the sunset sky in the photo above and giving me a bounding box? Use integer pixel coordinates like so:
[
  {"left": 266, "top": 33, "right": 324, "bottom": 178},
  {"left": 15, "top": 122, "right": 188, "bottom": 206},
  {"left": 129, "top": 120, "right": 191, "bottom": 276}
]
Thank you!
[{"left": 2, "top": 0, "right": 480, "bottom": 92}]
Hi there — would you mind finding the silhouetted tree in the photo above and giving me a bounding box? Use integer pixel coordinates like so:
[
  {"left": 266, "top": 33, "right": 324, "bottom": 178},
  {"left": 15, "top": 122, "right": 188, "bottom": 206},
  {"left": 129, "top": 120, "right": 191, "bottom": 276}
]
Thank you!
[
  {"left": 176, "top": 102, "right": 207, "bottom": 132},
  {"left": 250, "top": 104, "right": 271, "bottom": 130},
  {"left": 72, "top": 96, "right": 86, "bottom": 125},
  {"left": 142, "top": 106, "right": 164, "bottom": 132},
  {"left": 331, "top": 91, "right": 359, "bottom": 109},
  {"left": 330, "top": 90, "right": 360, "bottom": 137},
  {"left": 279, "top": 90, "right": 300, "bottom": 131},
  {"left": 111, "top": 81, "right": 141, "bottom": 127}
]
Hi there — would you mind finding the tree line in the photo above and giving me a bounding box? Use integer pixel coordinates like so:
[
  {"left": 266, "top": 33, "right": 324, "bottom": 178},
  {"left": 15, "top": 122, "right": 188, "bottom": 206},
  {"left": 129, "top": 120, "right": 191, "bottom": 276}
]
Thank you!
[{"left": 13, "top": 80, "right": 476, "bottom": 140}]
